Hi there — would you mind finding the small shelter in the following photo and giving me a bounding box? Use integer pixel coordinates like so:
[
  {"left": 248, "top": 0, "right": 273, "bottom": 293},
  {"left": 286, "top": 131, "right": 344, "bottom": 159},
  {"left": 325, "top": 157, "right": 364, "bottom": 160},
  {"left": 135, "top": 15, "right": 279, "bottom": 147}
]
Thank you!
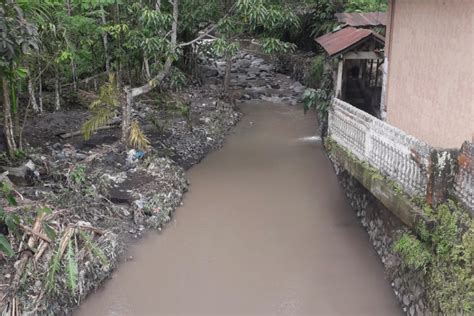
[{"left": 315, "top": 26, "right": 385, "bottom": 117}]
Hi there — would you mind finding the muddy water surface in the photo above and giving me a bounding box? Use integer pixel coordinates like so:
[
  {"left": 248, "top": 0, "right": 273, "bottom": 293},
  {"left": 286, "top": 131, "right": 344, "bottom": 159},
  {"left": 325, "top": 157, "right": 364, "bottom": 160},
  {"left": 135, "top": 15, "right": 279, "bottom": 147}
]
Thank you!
[{"left": 76, "top": 101, "right": 402, "bottom": 316}]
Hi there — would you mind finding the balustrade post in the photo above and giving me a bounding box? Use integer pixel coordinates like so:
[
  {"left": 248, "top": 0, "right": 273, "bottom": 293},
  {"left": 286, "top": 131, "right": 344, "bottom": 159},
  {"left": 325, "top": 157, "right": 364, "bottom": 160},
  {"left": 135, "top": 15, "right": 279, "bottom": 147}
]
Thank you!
[{"left": 426, "top": 149, "right": 458, "bottom": 207}]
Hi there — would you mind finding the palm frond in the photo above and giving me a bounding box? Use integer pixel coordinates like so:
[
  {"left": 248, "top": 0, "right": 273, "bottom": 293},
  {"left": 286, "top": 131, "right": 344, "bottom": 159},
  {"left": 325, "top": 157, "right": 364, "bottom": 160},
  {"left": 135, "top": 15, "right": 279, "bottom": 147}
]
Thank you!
[
  {"left": 78, "top": 230, "right": 109, "bottom": 267},
  {"left": 45, "top": 248, "right": 62, "bottom": 293},
  {"left": 129, "top": 120, "right": 150, "bottom": 150},
  {"left": 82, "top": 107, "right": 116, "bottom": 140},
  {"left": 65, "top": 239, "right": 78, "bottom": 295},
  {"left": 82, "top": 74, "right": 120, "bottom": 140}
]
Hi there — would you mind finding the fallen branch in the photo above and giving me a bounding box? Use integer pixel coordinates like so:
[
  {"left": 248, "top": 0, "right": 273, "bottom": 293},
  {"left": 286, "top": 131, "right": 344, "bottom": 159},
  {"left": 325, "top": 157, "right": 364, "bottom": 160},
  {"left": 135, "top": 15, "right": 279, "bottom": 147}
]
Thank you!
[
  {"left": 56, "top": 124, "right": 119, "bottom": 139},
  {"left": 61, "top": 71, "right": 107, "bottom": 88},
  {"left": 70, "top": 223, "right": 105, "bottom": 235},
  {"left": 58, "top": 227, "right": 75, "bottom": 258},
  {"left": 18, "top": 224, "right": 51, "bottom": 243},
  {"left": 34, "top": 241, "right": 48, "bottom": 262},
  {"left": 10, "top": 213, "right": 46, "bottom": 294}
]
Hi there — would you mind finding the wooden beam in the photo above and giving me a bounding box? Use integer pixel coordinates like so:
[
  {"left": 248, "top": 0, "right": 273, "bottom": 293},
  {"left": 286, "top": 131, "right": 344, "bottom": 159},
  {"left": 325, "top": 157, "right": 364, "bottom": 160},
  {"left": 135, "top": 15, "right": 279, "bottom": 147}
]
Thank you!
[
  {"left": 344, "top": 51, "right": 384, "bottom": 60},
  {"left": 336, "top": 59, "right": 344, "bottom": 98}
]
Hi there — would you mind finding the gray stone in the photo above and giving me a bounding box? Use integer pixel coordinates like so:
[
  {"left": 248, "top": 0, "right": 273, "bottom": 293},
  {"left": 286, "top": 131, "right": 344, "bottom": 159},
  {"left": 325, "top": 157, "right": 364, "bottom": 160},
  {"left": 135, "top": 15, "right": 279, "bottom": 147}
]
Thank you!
[
  {"left": 403, "top": 295, "right": 410, "bottom": 306},
  {"left": 415, "top": 303, "right": 424, "bottom": 316}
]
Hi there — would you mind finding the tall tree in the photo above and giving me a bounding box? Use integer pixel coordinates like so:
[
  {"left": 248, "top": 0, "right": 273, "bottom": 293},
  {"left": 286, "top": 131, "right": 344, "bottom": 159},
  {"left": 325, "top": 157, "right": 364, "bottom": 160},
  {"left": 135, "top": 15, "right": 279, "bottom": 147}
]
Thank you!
[{"left": 0, "top": 1, "right": 38, "bottom": 157}]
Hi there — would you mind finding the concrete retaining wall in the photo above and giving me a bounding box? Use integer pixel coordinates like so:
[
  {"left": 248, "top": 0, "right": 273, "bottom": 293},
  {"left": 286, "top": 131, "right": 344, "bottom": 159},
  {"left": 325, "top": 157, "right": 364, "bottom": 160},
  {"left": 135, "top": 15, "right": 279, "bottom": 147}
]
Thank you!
[{"left": 327, "top": 142, "right": 431, "bottom": 316}]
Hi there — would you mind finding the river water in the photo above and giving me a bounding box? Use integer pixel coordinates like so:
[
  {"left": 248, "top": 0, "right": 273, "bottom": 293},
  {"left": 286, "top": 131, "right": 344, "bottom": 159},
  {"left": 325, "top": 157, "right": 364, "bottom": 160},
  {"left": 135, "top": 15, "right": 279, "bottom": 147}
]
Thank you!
[{"left": 76, "top": 101, "right": 402, "bottom": 316}]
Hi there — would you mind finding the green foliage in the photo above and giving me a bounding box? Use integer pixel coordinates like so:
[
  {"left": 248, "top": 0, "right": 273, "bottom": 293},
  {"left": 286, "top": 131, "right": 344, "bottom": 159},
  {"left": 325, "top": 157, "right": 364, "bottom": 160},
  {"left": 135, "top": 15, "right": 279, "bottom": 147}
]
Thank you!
[
  {"left": 309, "top": 55, "right": 325, "bottom": 85},
  {"left": 345, "top": 0, "right": 388, "bottom": 13},
  {"left": 42, "top": 221, "right": 57, "bottom": 241},
  {"left": 82, "top": 75, "right": 120, "bottom": 140},
  {"left": 168, "top": 67, "right": 188, "bottom": 91},
  {"left": 0, "top": 183, "right": 57, "bottom": 259},
  {"left": 300, "top": 51, "right": 335, "bottom": 117},
  {"left": 394, "top": 233, "right": 431, "bottom": 272},
  {"left": 261, "top": 38, "right": 296, "bottom": 54},
  {"left": 210, "top": 38, "right": 239, "bottom": 57},
  {"left": 307, "top": 0, "right": 339, "bottom": 38},
  {"left": 66, "top": 239, "right": 78, "bottom": 294},
  {"left": 0, "top": 181, "right": 20, "bottom": 257},
  {"left": 46, "top": 247, "right": 62, "bottom": 293},
  {"left": 303, "top": 88, "right": 331, "bottom": 117},
  {"left": 46, "top": 228, "right": 109, "bottom": 295},
  {"left": 0, "top": 2, "right": 38, "bottom": 71},
  {"left": 0, "top": 234, "right": 14, "bottom": 257},
  {"left": 69, "top": 165, "right": 86, "bottom": 186},
  {"left": 78, "top": 230, "right": 109, "bottom": 266},
  {"left": 394, "top": 200, "right": 474, "bottom": 314},
  {"left": 303, "top": 58, "right": 333, "bottom": 119}
]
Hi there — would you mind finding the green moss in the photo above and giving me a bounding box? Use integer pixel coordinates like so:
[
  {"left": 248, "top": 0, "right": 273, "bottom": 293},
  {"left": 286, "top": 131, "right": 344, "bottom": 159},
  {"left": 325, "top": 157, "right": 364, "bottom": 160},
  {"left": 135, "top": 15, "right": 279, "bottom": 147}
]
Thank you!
[
  {"left": 394, "top": 200, "right": 474, "bottom": 314},
  {"left": 394, "top": 233, "right": 431, "bottom": 273}
]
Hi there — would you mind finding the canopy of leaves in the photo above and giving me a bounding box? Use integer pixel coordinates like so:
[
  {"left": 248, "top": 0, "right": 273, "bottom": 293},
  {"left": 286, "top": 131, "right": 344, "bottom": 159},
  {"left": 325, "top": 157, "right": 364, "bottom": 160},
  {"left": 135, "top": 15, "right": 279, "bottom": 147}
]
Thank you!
[{"left": 0, "top": 3, "right": 38, "bottom": 72}]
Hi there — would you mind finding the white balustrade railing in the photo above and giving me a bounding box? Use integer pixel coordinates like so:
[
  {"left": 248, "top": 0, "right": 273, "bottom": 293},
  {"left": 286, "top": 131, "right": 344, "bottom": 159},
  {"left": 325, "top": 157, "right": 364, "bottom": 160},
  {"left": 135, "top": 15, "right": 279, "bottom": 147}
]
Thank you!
[{"left": 328, "top": 98, "right": 432, "bottom": 197}]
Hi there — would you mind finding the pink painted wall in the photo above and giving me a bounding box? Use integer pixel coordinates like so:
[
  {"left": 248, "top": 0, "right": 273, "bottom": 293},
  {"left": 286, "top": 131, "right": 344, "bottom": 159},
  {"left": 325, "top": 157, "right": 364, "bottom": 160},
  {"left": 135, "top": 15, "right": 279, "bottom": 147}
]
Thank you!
[{"left": 385, "top": 0, "right": 473, "bottom": 148}]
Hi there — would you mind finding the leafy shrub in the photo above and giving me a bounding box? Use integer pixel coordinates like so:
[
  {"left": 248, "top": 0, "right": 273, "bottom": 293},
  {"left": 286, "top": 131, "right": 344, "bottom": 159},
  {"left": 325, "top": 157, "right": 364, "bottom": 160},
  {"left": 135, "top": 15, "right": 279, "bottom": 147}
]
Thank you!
[
  {"left": 394, "top": 200, "right": 474, "bottom": 314},
  {"left": 303, "top": 61, "right": 333, "bottom": 120},
  {"left": 345, "top": 0, "right": 388, "bottom": 12},
  {"left": 168, "top": 67, "right": 188, "bottom": 91},
  {"left": 309, "top": 55, "right": 325, "bottom": 86},
  {"left": 394, "top": 233, "right": 431, "bottom": 272},
  {"left": 261, "top": 38, "right": 296, "bottom": 54},
  {"left": 69, "top": 165, "right": 86, "bottom": 186}
]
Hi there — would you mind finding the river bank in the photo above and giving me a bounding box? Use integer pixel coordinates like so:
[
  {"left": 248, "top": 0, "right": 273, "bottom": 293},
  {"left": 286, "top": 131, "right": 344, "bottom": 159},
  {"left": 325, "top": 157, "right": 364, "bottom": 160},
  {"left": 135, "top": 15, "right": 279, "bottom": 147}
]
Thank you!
[{"left": 0, "top": 51, "right": 306, "bottom": 314}]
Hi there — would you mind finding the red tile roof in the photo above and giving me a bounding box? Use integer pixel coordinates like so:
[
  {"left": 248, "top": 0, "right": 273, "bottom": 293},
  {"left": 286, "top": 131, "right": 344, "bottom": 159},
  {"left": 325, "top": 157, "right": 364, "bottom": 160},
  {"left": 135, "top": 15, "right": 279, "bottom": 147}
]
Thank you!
[
  {"left": 335, "top": 12, "right": 387, "bottom": 27},
  {"left": 314, "top": 27, "right": 385, "bottom": 57}
]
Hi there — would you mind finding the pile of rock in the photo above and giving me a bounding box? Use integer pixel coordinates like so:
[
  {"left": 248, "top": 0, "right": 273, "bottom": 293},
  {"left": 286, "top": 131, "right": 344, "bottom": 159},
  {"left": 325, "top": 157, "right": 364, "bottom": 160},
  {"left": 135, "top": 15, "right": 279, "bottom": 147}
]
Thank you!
[{"left": 198, "top": 52, "right": 306, "bottom": 105}]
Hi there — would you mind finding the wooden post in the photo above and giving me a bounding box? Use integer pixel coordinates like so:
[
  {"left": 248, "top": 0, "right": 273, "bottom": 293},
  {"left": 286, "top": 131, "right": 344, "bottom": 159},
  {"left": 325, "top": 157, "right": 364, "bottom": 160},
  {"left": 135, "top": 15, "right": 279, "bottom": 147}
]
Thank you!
[
  {"left": 369, "top": 59, "right": 373, "bottom": 87},
  {"left": 375, "top": 60, "right": 382, "bottom": 87},
  {"left": 336, "top": 59, "right": 343, "bottom": 98}
]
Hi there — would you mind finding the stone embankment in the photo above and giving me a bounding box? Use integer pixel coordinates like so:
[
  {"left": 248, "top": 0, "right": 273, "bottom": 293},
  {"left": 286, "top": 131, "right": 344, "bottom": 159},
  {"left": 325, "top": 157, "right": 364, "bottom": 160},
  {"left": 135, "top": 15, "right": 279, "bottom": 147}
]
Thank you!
[{"left": 328, "top": 156, "right": 430, "bottom": 316}]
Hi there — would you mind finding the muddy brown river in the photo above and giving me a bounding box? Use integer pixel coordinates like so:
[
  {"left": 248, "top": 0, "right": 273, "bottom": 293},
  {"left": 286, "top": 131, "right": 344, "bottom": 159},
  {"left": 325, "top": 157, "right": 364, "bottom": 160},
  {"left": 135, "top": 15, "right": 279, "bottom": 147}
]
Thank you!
[{"left": 76, "top": 101, "right": 402, "bottom": 316}]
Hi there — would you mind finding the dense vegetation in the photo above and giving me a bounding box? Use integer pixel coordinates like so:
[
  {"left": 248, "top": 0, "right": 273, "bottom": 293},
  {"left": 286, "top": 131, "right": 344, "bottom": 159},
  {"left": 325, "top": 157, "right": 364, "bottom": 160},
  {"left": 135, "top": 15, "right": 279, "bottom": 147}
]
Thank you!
[
  {"left": 0, "top": 0, "right": 389, "bottom": 157},
  {"left": 394, "top": 200, "right": 473, "bottom": 315},
  {"left": 0, "top": 0, "right": 304, "bottom": 158}
]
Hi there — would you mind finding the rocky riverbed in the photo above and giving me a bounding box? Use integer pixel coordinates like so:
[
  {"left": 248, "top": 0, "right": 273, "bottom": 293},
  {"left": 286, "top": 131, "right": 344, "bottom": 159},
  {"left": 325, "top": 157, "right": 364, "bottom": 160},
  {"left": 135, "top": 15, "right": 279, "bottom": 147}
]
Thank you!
[{"left": 198, "top": 51, "right": 306, "bottom": 105}]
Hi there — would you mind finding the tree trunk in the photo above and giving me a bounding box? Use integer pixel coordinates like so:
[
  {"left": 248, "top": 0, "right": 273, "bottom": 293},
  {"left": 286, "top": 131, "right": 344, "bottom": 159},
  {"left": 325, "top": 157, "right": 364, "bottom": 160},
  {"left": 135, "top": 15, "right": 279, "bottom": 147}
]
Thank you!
[
  {"left": 28, "top": 77, "right": 39, "bottom": 112},
  {"left": 120, "top": 0, "right": 178, "bottom": 145},
  {"left": 38, "top": 75, "right": 43, "bottom": 112},
  {"left": 224, "top": 53, "right": 232, "bottom": 93},
  {"left": 121, "top": 87, "right": 132, "bottom": 142},
  {"left": 143, "top": 55, "right": 151, "bottom": 80},
  {"left": 13, "top": 82, "right": 20, "bottom": 142},
  {"left": 71, "top": 60, "right": 77, "bottom": 91},
  {"left": 100, "top": 5, "right": 111, "bottom": 75},
  {"left": 66, "top": 0, "right": 72, "bottom": 15},
  {"left": 55, "top": 70, "right": 61, "bottom": 111},
  {"left": 2, "top": 78, "right": 17, "bottom": 157}
]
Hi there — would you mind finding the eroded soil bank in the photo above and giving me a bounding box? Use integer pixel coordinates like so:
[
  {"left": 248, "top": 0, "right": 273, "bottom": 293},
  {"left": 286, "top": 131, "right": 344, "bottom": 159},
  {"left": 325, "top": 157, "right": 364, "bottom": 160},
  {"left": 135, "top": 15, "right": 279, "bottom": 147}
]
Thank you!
[{"left": 77, "top": 101, "right": 402, "bottom": 316}]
